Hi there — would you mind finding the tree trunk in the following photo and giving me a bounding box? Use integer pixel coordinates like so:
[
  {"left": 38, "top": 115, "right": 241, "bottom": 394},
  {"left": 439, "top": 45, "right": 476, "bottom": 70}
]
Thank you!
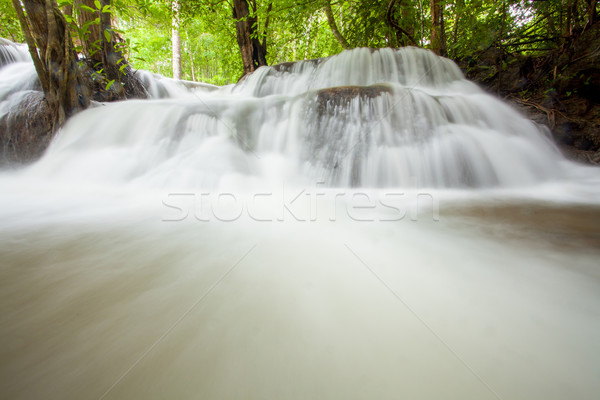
[
  {"left": 418, "top": 0, "right": 424, "bottom": 46},
  {"left": 324, "top": 0, "right": 350, "bottom": 49},
  {"left": 453, "top": 0, "right": 464, "bottom": 48},
  {"left": 386, "top": 0, "right": 417, "bottom": 46},
  {"left": 172, "top": 0, "right": 181, "bottom": 80},
  {"left": 97, "top": 1, "right": 125, "bottom": 84},
  {"left": 189, "top": 52, "right": 195, "bottom": 81},
  {"left": 564, "top": 0, "right": 575, "bottom": 37},
  {"left": 12, "top": 0, "right": 90, "bottom": 127},
  {"left": 262, "top": 2, "right": 272, "bottom": 50},
  {"left": 74, "top": 0, "right": 101, "bottom": 63},
  {"left": 61, "top": 2, "right": 72, "bottom": 18},
  {"left": 440, "top": 4, "right": 446, "bottom": 54},
  {"left": 305, "top": 14, "right": 314, "bottom": 59},
  {"left": 430, "top": 0, "right": 445, "bottom": 55},
  {"left": 185, "top": 28, "right": 195, "bottom": 81},
  {"left": 76, "top": 0, "right": 145, "bottom": 99},
  {"left": 233, "top": 0, "right": 267, "bottom": 76},
  {"left": 588, "top": 0, "right": 597, "bottom": 25}
]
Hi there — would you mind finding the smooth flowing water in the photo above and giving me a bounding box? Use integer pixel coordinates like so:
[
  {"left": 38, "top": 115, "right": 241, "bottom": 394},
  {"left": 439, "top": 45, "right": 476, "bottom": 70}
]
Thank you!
[{"left": 1, "top": 41, "right": 600, "bottom": 400}]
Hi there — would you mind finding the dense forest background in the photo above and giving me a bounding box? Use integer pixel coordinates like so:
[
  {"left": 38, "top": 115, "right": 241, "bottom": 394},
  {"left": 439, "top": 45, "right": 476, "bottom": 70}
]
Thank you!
[
  {"left": 1, "top": 0, "right": 599, "bottom": 160},
  {"left": 1, "top": 0, "right": 597, "bottom": 84}
]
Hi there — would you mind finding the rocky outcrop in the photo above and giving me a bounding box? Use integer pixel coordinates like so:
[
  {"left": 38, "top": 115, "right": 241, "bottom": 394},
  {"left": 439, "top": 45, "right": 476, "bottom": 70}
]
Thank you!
[
  {"left": 315, "top": 85, "right": 393, "bottom": 115},
  {"left": 0, "top": 91, "right": 53, "bottom": 166},
  {"left": 459, "top": 22, "right": 600, "bottom": 164}
]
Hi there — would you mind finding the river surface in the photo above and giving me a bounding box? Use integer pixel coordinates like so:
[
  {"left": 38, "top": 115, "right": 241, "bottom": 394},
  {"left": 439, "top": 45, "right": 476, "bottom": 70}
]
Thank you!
[{"left": 1, "top": 43, "right": 600, "bottom": 399}]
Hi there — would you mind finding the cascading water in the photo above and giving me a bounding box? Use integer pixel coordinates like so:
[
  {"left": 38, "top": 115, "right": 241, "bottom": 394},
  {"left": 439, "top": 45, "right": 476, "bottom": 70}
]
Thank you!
[
  {"left": 0, "top": 38, "right": 29, "bottom": 67},
  {"left": 1, "top": 39, "right": 600, "bottom": 400},
  {"left": 0, "top": 40, "right": 37, "bottom": 105},
  {"left": 14, "top": 46, "right": 570, "bottom": 188}
]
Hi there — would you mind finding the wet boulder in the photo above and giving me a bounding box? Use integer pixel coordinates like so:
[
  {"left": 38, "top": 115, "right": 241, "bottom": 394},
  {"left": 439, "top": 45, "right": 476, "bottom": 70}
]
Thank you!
[{"left": 0, "top": 91, "right": 53, "bottom": 165}]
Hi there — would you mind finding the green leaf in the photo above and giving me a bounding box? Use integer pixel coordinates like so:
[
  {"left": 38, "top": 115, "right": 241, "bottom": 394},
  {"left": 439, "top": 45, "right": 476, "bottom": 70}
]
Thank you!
[
  {"left": 104, "top": 30, "right": 111, "bottom": 41},
  {"left": 94, "top": 0, "right": 101, "bottom": 10},
  {"left": 102, "top": 5, "right": 111, "bottom": 13},
  {"left": 79, "top": 5, "right": 96, "bottom": 13},
  {"left": 106, "top": 79, "right": 115, "bottom": 90}
]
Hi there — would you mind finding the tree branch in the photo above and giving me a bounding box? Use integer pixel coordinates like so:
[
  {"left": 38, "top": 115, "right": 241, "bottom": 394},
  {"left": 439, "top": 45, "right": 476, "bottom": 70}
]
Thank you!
[
  {"left": 11, "top": 0, "right": 50, "bottom": 93},
  {"left": 323, "top": 0, "right": 350, "bottom": 49},
  {"left": 386, "top": 0, "right": 417, "bottom": 46},
  {"left": 262, "top": 1, "right": 272, "bottom": 50}
]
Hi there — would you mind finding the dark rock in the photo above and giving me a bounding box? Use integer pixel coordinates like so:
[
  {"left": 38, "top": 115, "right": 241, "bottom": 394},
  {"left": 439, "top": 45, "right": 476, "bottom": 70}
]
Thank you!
[
  {"left": 317, "top": 84, "right": 392, "bottom": 100},
  {"left": 271, "top": 61, "right": 298, "bottom": 73},
  {"left": 0, "top": 91, "right": 53, "bottom": 165},
  {"left": 553, "top": 122, "right": 574, "bottom": 146},
  {"left": 574, "top": 136, "right": 594, "bottom": 151},
  {"left": 315, "top": 84, "right": 393, "bottom": 115}
]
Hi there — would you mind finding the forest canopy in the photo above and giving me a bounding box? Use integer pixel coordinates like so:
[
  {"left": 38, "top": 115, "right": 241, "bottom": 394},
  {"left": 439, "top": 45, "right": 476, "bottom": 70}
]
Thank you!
[{"left": 1, "top": 0, "right": 598, "bottom": 85}]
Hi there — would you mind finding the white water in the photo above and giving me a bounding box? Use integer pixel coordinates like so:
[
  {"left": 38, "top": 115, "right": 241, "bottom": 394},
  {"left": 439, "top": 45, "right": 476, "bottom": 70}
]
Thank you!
[
  {"left": 0, "top": 40, "right": 37, "bottom": 109},
  {"left": 1, "top": 40, "right": 600, "bottom": 400}
]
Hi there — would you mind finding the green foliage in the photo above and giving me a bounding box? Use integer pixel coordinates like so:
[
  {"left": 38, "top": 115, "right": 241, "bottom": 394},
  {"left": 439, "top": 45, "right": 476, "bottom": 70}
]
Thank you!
[
  {"left": 118, "top": 0, "right": 344, "bottom": 84},
  {"left": 263, "top": 0, "right": 343, "bottom": 62},
  {"left": 0, "top": 0, "right": 23, "bottom": 41},
  {"left": 336, "top": 0, "right": 393, "bottom": 48},
  {"left": 3, "top": 0, "right": 596, "bottom": 85}
]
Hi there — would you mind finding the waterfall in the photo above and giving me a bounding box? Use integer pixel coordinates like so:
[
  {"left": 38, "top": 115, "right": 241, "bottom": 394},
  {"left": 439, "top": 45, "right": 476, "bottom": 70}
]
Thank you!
[
  {"left": 0, "top": 40, "right": 37, "bottom": 103},
  {"left": 1, "top": 39, "right": 600, "bottom": 400},
  {"left": 0, "top": 38, "right": 29, "bottom": 67},
  {"left": 4, "top": 44, "right": 576, "bottom": 189}
]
